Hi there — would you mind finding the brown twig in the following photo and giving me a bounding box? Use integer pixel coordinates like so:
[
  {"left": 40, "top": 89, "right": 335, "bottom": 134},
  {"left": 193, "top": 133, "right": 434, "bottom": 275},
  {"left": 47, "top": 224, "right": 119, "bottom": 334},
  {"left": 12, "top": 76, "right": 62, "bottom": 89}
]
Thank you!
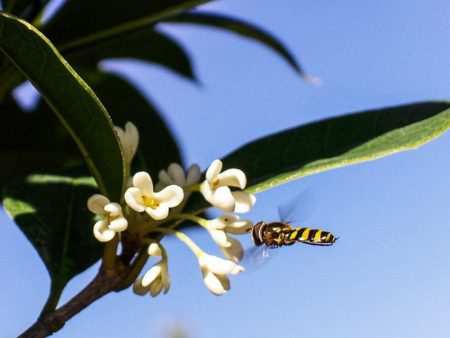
[{"left": 18, "top": 269, "right": 122, "bottom": 338}]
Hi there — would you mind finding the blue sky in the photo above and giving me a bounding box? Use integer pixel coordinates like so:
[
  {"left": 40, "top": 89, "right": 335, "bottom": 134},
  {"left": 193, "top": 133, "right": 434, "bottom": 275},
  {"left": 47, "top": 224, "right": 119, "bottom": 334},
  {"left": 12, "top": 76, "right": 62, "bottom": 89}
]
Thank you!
[{"left": 1, "top": 1, "right": 450, "bottom": 337}]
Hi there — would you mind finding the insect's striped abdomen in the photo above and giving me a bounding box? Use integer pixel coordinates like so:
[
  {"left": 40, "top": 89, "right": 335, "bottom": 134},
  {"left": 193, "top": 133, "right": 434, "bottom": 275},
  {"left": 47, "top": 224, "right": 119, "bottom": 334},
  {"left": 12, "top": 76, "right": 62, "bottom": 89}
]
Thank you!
[{"left": 289, "top": 227, "right": 337, "bottom": 246}]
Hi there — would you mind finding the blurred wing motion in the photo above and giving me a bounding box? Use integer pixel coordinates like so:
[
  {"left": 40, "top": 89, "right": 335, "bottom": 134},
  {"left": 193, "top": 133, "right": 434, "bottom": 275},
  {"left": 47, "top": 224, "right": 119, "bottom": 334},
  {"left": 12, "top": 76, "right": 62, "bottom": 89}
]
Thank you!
[
  {"left": 240, "top": 190, "right": 338, "bottom": 270},
  {"left": 240, "top": 244, "right": 274, "bottom": 272},
  {"left": 277, "top": 188, "right": 316, "bottom": 224},
  {"left": 252, "top": 190, "right": 338, "bottom": 248}
]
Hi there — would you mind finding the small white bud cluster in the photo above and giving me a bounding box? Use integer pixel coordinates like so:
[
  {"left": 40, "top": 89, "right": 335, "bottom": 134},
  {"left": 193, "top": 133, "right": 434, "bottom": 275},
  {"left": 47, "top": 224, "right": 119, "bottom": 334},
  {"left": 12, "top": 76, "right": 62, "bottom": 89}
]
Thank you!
[{"left": 87, "top": 122, "right": 257, "bottom": 296}]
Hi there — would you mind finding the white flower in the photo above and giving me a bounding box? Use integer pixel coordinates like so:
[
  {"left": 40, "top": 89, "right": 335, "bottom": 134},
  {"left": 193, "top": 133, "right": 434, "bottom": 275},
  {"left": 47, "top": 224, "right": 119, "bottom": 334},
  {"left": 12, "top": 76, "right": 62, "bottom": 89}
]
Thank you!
[
  {"left": 200, "top": 159, "right": 256, "bottom": 213},
  {"left": 115, "top": 121, "right": 139, "bottom": 165},
  {"left": 148, "top": 242, "right": 162, "bottom": 257},
  {"left": 205, "top": 215, "right": 252, "bottom": 257},
  {"left": 155, "top": 163, "right": 201, "bottom": 191},
  {"left": 199, "top": 253, "right": 244, "bottom": 296},
  {"left": 133, "top": 260, "right": 170, "bottom": 297},
  {"left": 220, "top": 236, "right": 244, "bottom": 262},
  {"left": 125, "top": 171, "right": 184, "bottom": 220},
  {"left": 87, "top": 194, "right": 128, "bottom": 242},
  {"left": 207, "top": 214, "right": 253, "bottom": 234}
]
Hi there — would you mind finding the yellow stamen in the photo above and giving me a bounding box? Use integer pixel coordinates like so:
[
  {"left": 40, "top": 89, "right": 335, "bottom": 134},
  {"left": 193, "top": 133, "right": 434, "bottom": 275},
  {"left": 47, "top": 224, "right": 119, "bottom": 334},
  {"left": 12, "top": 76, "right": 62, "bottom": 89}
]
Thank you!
[
  {"left": 212, "top": 178, "right": 220, "bottom": 188},
  {"left": 143, "top": 196, "right": 160, "bottom": 209}
]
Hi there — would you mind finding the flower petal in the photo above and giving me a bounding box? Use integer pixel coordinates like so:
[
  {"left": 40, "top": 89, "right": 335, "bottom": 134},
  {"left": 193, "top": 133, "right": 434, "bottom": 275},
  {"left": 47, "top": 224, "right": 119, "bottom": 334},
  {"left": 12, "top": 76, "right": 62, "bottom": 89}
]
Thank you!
[
  {"left": 150, "top": 277, "right": 163, "bottom": 297},
  {"left": 220, "top": 235, "right": 244, "bottom": 262},
  {"left": 145, "top": 205, "right": 169, "bottom": 220},
  {"left": 205, "top": 159, "right": 222, "bottom": 183},
  {"left": 211, "top": 214, "right": 240, "bottom": 230},
  {"left": 161, "top": 263, "right": 171, "bottom": 294},
  {"left": 186, "top": 164, "right": 201, "bottom": 185},
  {"left": 217, "top": 169, "right": 247, "bottom": 189},
  {"left": 108, "top": 217, "right": 128, "bottom": 232},
  {"left": 232, "top": 191, "right": 256, "bottom": 213},
  {"left": 116, "top": 121, "right": 139, "bottom": 164},
  {"left": 132, "top": 278, "right": 149, "bottom": 295},
  {"left": 209, "top": 229, "right": 231, "bottom": 248},
  {"left": 154, "top": 185, "right": 184, "bottom": 208},
  {"left": 199, "top": 254, "right": 237, "bottom": 275},
  {"left": 224, "top": 219, "right": 253, "bottom": 234},
  {"left": 200, "top": 180, "right": 213, "bottom": 200},
  {"left": 87, "top": 194, "right": 109, "bottom": 214},
  {"left": 124, "top": 187, "right": 145, "bottom": 212},
  {"left": 133, "top": 171, "right": 154, "bottom": 196},
  {"left": 167, "top": 163, "right": 186, "bottom": 186},
  {"left": 142, "top": 265, "right": 162, "bottom": 287},
  {"left": 124, "top": 121, "right": 139, "bottom": 159},
  {"left": 103, "top": 202, "right": 122, "bottom": 217},
  {"left": 202, "top": 270, "right": 227, "bottom": 296},
  {"left": 210, "top": 186, "right": 235, "bottom": 212},
  {"left": 156, "top": 170, "right": 173, "bottom": 190},
  {"left": 230, "top": 264, "right": 245, "bottom": 275},
  {"left": 93, "top": 219, "right": 116, "bottom": 242},
  {"left": 216, "top": 273, "right": 230, "bottom": 292},
  {"left": 148, "top": 243, "right": 162, "bottom": 257}
]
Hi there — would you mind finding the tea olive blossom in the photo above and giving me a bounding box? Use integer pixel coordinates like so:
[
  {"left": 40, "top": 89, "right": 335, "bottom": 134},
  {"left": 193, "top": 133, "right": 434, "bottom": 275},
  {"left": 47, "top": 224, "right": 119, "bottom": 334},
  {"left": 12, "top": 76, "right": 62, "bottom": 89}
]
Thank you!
[
  {"left": 133, "top": 243, "right": 170, "bottom": 297},
  {"left": 115, "top": 121, "right": 139, "bottom": 166},
  {"left": 87, "top": 194, "right": 128, "bottom": 242},
  {"left": 125, "top": 171, "right": 184, "bottom": 220},
  {"left": 155, "top": 163, "right": 201, "bottom": 191},
  {"left": 206, "top": 215, "right": 253, "bottom": 262},
  {"left": 199, "top": 253, "right": 244, "bottom": 295},
  {"left": 200, "top": 159, "right": 256, "bottom": 213}
]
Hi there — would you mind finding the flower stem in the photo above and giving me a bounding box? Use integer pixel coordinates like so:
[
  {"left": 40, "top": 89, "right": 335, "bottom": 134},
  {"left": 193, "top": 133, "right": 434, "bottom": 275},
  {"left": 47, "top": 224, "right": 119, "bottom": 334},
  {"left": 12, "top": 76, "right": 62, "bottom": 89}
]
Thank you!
[{"left": 149, "top": 227, "right": 203, "bottom": 257}]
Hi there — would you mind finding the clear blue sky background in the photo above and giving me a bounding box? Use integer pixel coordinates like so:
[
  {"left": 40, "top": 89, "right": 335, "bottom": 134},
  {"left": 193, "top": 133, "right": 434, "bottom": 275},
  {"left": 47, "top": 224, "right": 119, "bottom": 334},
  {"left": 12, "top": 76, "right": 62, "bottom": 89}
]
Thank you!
[{"left": 1, "top": 1, "right": 450, "bottom": 337}]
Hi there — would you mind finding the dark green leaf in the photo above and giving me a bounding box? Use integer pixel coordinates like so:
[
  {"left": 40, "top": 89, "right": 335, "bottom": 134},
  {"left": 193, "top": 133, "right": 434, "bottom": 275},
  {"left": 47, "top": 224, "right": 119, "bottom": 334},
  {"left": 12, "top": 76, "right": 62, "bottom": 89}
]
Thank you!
[
  {"left": 41, "top": 0, "right": 211, "bottom": 50},
  {"left": 3, "top": 174, "right": 102, "bottom": 291},
  {"left": 166, "top": 11, "right": 306, "bottom": 78},
  {"left": 0, "top": 98, "right": 85, "bottom": 188},
  {"left": 80, "top": 70, "right": 183, "bottom": 177},
  {"left": 186, "top": 102, "right": 450, "bottom": 213},
  {"left": 224, "top": 102, "right": 450, "bottom": 193},
  {"left": 0, "top": 12, "right": 125, "bottom": 200},
  {"left": 68, "top": 29, "right": 195, "bottom": 80},
  {"left": 2, "top": 0, "right": 50, "bottom": 21}
]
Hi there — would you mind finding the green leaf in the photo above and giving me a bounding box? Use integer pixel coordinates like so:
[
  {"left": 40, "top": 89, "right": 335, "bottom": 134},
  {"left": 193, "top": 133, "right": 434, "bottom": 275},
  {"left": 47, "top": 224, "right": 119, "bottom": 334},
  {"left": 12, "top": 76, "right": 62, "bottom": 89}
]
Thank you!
[
  {"left": 0, "top": 12, "right": 125, "bottom": 200},
  {"left": 67, "top": 29, "right": 195, "bottom": 80},
  {"left": 166, "top": 11, "right": 306, "bottom": 78},
  {"left": 80, "top": 70, "right": 183, "bottom": 176},
  {"left": 41, "top": 0, "right": 211, "bottom": 50},
  {"left": 2, "top": 0, "right": 50, "bottom": 21},
  {"left": 3, "top": 174, "right": 102, "bottom": 293},
  {"left": 222, "top": 102, "right": 450, "bottom": 193},
  {"left": 0, "top": 98, "right": 85, "bottom": 188}
]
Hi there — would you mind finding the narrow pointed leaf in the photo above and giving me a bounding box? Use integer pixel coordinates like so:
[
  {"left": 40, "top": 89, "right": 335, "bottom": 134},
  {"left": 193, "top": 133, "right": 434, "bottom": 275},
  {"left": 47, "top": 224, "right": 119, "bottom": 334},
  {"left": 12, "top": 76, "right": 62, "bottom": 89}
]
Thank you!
[
  {"left": 2, "top": 0, "right": 50, "bottom": 21},
  {"left": 68, "top": 30, "right": 195, "bottom": 80},
  {"left": 0, "top": 12, "right": 125, "bottom": 200},
  {"left": 166, "top": 11, "right": 306, "bottom": 78},
  {"left": 41, "top": 0, "right": 211, "bottom": 50},
  {"left": 223, "top": 102, "right": 450, "bottom": 193}
]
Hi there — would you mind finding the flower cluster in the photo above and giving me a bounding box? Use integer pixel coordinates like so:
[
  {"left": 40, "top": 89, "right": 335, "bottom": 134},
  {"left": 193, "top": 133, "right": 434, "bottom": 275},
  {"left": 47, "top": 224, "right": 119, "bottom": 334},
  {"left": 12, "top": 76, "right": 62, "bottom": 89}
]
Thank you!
[{"left": 87, "top": 122, "right": 256, "bottom": 296}]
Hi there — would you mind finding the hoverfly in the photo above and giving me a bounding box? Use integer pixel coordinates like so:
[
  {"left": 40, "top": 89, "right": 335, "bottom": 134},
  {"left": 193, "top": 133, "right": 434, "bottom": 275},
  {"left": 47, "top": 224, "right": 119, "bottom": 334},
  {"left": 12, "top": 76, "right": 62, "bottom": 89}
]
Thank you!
[
  {"left": 241, "top": 192, "right": 338, "bottom": 271},
  {"left": 251, "top": 221, "right": 338, "bottom": 248},
  {"left": 249, "top": 190, "right": 338, "bottom": 249}
]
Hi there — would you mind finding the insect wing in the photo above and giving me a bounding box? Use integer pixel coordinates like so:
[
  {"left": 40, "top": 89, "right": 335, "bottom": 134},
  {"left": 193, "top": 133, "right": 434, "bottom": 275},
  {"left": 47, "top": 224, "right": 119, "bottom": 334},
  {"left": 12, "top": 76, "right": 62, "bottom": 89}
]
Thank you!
[
  {"left": 277, "top": 188, "right": 316, "bottom": 224},
  {"left": 240, "top": 245, "right": 275, "bottom": 272}
]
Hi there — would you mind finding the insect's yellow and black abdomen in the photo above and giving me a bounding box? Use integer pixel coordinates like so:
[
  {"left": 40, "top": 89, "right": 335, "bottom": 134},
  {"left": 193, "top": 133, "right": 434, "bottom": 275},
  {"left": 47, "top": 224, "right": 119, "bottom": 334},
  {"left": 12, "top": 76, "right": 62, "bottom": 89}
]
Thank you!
[{"left": 292, "top": 227, "right": 337, "bottom": 246}]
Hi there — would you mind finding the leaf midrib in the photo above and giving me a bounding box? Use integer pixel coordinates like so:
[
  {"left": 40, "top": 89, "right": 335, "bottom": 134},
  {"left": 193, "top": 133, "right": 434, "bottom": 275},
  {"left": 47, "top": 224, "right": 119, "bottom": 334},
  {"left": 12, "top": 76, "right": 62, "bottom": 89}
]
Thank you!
[{"left": 56, "top": 0, "right": 212, "bottom": 53}]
